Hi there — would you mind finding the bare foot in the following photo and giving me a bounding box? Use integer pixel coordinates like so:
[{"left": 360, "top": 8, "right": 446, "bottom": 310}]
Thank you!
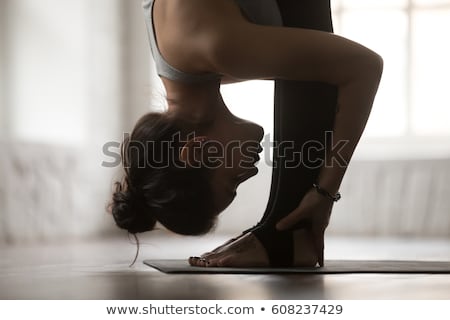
[
  {"left": 188, "top": 229, "right": 318, "bottom": 267},
  {"left": 189, "top": 232, "right": 269, "bottom": 267}
]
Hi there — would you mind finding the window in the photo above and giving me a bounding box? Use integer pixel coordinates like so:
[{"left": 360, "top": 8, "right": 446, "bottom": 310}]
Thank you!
[
  {"left": 333, "top": 0, "right": 450, "bottom": 138},
  {"left": 2, "top": 0, "right": 90, "bottom": 145},
  {"left": 222, "top": 0, "right": 450, "bottom": 159}
]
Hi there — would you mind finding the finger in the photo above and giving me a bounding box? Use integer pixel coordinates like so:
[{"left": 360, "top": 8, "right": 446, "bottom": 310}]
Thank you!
[
  {"left": 312, "top": 228, "right": 325, "bottom": 267},
  {"left": 276, "top": 209, "right": 304, "bottom": 231}
]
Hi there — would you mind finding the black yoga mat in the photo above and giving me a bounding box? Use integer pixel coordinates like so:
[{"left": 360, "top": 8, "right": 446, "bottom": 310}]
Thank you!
[{"left": 144, "top": 259, "right": 450, "bottom": 274}]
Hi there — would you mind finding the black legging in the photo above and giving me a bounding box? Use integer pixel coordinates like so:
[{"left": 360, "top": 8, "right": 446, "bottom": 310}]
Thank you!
[{"left": 249, "top": 0, "right": 338, "bottom": 266}]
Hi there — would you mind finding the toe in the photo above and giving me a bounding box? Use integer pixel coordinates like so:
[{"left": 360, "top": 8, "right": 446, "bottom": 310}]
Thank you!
[
  {"left": 198, "top": 258, "right": 209, "bottom": 267},
  {"left": 188, "top": 256, "right": 200, "bottom": 266},
  {"left": 188, "top": 256, "right": 208, "bottom": 267}
]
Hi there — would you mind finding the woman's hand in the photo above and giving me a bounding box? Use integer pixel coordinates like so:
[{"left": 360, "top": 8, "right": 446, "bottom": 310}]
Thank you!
[{"left": 276, "top": 187, "right": 334, "bottom": 267}]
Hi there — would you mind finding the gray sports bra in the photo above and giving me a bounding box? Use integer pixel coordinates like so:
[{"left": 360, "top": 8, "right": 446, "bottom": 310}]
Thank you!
[{"left": 142, "top": 0, "right": 283, "bottom": 83}]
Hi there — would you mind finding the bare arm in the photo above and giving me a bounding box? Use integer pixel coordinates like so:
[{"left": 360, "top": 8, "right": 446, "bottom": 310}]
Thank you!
[
  {"left": 208, "top": 23, "right": 381, "bottom": 85},
  {"left": 206, "top": 21, "right": 383, "bottom": 266}
]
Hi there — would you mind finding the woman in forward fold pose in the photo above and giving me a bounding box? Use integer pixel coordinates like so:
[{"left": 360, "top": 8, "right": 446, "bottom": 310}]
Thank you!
[{"left": 110, "top": 0, "right": 382, "bottom": 268}]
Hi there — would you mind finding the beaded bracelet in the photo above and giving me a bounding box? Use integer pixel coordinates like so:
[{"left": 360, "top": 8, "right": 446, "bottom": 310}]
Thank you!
[{"left": 312, "top": 183, "right": 341, "bottom": 202}]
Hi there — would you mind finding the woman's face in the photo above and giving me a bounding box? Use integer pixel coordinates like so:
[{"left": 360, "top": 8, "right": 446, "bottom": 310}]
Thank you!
[{"left": 201, "top": 108, "right": 264, "bottom": 214}]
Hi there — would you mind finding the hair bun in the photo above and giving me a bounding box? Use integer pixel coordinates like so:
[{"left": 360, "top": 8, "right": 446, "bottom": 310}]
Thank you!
[{"left": 111, "top": 182, "right": 157, "bottom": 234}]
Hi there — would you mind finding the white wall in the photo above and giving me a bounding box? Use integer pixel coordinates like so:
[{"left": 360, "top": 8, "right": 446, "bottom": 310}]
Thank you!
[
  {"left": 0, "top": 0, "right": 9, "bottom": 137},
  {"left": 0, "top": 0, "right": 155, "bottom": 243},
  {"left": 1, "top": 0, "right": 449, "bottom": 243},
  {"left": 0, "top": 0, "right": 155, "bottom": 143}
]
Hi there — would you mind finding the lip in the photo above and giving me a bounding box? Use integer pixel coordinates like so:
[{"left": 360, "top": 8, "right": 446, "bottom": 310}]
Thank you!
[{"left": 241, "top": 152, "right": 260, "bottom": 168}]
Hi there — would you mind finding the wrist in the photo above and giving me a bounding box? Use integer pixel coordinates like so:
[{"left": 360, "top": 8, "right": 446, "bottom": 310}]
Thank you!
[
  {"left": 316, "top": 167, "right": 345, "bottom": 195},
  {"left": 312, "top": 183, "right": 341, "bottom": 202}
]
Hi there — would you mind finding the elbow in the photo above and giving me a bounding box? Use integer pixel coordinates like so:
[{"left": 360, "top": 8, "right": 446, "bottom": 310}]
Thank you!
[
  {"left": 369, "top": 51, "right": 384, "bottom": 82},
  {"left": 360, "top": 50, "right": 384, "bottom": 84},
  {"left": 334, "top": 48, "right": 384, "bottom": 88}
]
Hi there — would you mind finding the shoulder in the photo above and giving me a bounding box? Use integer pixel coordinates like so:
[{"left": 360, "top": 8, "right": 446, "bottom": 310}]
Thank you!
[
  {"left": 159, "top": 0, "right": 248, "bottom": 37},
  {"left": 154, "top": 0, "right": 252, "bottom": 73}
]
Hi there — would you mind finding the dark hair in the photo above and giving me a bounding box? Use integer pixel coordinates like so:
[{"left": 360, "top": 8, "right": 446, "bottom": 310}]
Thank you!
[{"left": 110, "top": 112, "right": 216, "bottom": 235}]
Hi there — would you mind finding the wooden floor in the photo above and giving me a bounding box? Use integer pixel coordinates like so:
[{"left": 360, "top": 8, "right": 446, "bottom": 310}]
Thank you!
[{"left": 1, "top": 232, "right": 449, "bottom": 299}]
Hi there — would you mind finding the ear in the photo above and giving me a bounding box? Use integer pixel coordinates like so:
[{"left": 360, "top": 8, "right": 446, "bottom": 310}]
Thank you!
[{"left": 180, "top": 136, "right": 207, "bottom": 168}]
